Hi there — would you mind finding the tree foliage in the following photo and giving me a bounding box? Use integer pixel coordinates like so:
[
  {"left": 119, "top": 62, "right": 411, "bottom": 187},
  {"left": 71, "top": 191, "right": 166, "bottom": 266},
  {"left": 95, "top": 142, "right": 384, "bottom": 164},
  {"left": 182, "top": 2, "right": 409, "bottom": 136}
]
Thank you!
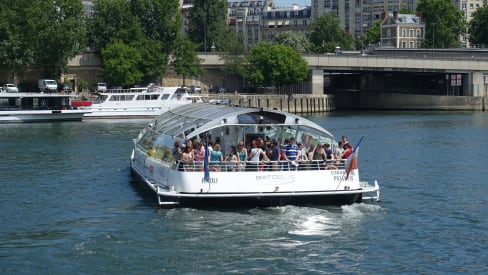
[
  {"left": 89, "top": 0, "right": 143, "bottom": 50},
  {"left": 219, "top": 32, "right": 248, "bottom": 78},
  {"left": 308, "top": 14, "right": 354, "bottom": 53},
  {"left": 88, "top": 0, "right": 182, "bottom": 85},
  {"left": 416, "top": 0, "right": 465, "bottom": 48},
  {"left": 274, "top": 31, "right": 311, "bottom": 53},
  {"left": 247, "top": 43, "right": 308, "bottom": 88},
  {"left": 0, "top": 0, "right": 86, "bottom": 80},
  {"left": 100, "top": 41, "right": 143, "bottom": 87},
  {"left": 187, "top": 0, "right": 232, "bottom": 52},
  {"left": 356, "top": 19, "right": 381, "bottom": 49},
  {"left": 468, "top": 5, "right": 488, "bottom": 47},
  {"left": 171, "top": 36, "right": 203, "bottom": 85}
]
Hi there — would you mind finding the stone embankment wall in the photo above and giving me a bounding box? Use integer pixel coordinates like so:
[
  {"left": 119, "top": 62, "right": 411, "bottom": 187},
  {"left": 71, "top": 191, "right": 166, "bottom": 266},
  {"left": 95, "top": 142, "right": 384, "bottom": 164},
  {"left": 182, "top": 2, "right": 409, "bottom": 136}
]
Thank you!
[
  {"left": 206, "top": 94, "right": 336, "bottom": 113},
  {"left": 334, "top": 91, "right": 487, "bottom": 111}
]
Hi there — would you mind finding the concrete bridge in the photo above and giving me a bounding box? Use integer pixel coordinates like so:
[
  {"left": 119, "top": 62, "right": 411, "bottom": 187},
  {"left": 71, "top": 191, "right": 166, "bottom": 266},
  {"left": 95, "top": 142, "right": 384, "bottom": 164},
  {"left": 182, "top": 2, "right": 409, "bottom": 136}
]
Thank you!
[{"left": 198, "top": 51, "right": 488, "bottom": 97}]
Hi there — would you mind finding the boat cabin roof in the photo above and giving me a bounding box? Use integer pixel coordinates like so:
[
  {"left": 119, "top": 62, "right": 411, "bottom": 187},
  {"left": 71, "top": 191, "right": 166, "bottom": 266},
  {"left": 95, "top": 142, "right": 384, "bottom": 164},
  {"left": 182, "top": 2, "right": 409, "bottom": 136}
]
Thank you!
[{"left": 145, "top": 102, "right": 333, "bottom": 140}]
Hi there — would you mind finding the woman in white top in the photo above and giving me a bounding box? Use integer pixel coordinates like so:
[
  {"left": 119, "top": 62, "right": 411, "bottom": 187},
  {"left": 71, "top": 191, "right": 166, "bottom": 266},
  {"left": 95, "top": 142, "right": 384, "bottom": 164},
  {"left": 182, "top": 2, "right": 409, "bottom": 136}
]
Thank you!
[{"left": 247, "top": 140, "right": 269, "bottom": 171}]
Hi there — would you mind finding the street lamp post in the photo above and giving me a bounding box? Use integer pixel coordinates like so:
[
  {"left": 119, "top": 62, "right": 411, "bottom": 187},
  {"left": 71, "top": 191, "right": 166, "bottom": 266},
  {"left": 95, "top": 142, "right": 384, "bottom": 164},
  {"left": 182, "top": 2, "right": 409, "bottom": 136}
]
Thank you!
[{"left": 432, "top": 23, "right": 435, "bottom": 57}]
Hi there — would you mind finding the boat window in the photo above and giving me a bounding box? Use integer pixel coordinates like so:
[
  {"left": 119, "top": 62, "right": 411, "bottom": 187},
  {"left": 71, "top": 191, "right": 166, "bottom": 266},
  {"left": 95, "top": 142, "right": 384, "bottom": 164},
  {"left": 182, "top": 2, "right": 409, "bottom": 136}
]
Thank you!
[
  {"left": 93, "top": 95, "right": 108, "bottom": 104},
  {"left": 237, "top": 111, "right": 286, "bottom": 124},
  {"left": 109, "top": 95, "right": 134, "bottom": 101},
  {"left": 161, "top": 94, "right": 170, "bottom": 100},
  {"left": 292, "top": 126, "right": 334, "bottom": 150},
  {"left": 136, "top": 94, "right": 160, "bottom": 100}
]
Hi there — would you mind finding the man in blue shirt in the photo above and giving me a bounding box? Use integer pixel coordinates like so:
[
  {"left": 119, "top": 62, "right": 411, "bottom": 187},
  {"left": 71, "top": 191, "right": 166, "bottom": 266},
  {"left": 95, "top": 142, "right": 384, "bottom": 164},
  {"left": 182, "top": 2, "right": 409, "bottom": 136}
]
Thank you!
[{"left": 283, "top": 137, "right": 299, "bottom": 161}]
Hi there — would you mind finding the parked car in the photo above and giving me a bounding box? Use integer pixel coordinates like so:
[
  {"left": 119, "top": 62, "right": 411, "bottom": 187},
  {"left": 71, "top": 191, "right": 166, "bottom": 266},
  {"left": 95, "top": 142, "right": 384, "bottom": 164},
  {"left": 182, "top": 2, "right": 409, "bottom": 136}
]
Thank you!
[
  {"left": 209, "top": 86, "right": 225, "bottom": 94},
  {"left": 38, "top": 79, "right": 57, "bottom": 93},
  {"left": 57, "top": 83, "right": 72, "bottom": 93},
  {"left": 191, "top": 85, "right": 201, "bottom": 93},
  {"left": 96, "top": 82, "right": 107, "bottom": 92},
  {"left": 2, "top": 83, "right": 19, "bottom": 93}
]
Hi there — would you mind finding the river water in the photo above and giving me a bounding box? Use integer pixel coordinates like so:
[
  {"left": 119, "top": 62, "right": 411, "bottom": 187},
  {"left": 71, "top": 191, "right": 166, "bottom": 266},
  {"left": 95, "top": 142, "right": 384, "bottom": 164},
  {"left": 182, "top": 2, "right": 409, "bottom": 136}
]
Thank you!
[{"left": 0, "top": 111, "right": 487, "bottom": 274}]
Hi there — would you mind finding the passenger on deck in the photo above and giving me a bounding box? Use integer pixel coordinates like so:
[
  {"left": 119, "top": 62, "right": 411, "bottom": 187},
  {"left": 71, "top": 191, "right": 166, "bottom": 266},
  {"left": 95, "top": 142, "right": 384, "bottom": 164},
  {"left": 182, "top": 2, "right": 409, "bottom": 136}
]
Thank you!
[
  {"left": 238, "top": 142, "right": 247, "bottom": 171},
  {"left": 193, "top": 142, "right": 205, "bottom": 162},
  {"left": 267, "top": 140, "right": 281, "bottom": 171},
  {"left": 297, "top": 142, "right": 308, "bottom": 161},
  {"left": 341, "top": 135, "right": 350, "bottom": 149},
  {"left": 342, "top": 143, "right": 353, "bottom": 159},
  {"left": 247, "top": 140, "right": 269, "bottom": 171},
  {"left": 181, "top": 145, "right": 194, "bottom": 170},
  {"left": 210, "top": 143, "right": 223, "bottom": 170},
  {"left": 334, "top": 141, "right": 344, "bottom": 159},
  {"left": 224, "top": 146, "right": 239, "bottom": 171}
]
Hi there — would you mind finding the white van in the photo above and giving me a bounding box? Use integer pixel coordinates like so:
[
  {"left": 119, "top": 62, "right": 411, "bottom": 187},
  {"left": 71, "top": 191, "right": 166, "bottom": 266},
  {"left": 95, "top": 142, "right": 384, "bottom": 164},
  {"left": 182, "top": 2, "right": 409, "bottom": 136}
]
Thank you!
[
  {"left": 38, "top": 79, "right": 58, "bottom": 93},
  {"left": 96, "top": 83, "right": 107, "bottom": 92}
]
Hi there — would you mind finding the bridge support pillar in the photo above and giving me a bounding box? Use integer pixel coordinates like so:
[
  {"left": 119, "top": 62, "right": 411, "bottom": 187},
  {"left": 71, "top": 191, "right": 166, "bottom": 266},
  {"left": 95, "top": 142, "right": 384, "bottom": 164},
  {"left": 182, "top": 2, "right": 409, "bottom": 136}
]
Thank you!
[
  {"left": 311, "top": 69, "right": 323, "bottom": 95},
  {"left": 469, "top": 71, "right": 487, "bottom": 97}
]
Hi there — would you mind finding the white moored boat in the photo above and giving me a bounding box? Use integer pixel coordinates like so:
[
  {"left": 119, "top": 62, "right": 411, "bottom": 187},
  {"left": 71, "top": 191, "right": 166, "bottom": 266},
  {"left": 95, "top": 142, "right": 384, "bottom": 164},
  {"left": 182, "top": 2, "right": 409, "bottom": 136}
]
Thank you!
[
  {"left": 72, "top": 86, "right": 202, "bottom": 118},
  {"left": 130, "top": 103, "right": 380, "bottom": 207},
  {"left": 0, "top": 92, "right": 88, "bottom": 123}
]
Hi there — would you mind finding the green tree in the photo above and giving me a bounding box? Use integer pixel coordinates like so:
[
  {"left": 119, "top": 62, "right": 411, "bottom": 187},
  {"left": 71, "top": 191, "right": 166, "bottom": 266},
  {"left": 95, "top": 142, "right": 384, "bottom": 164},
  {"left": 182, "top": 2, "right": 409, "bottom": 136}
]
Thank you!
[
  {"left": 0, "top": 0, "right": 86, "bottom": 80},
  {"left": 416, "top": 0, "right": 465, "bottom": 48},
  {"left": 0, "top": 0, "right": 37, "bottom": 82},
  {"left": 89, "top": 0, "right": 182, "bottom": 84},
  {"left": 132, "top": 1, "right": 179, "bottom": 84},
  {"left": 219, "top": 32, "right": 247, "bottom": 77},
  {"left": 308, "top": 13, "right": 354, "bottom": 53},
  {"left": 171, "top": 36, "right": 202, "bottom": 86},
  {"left": 274, "top": 31, "right": 311, "bottom": 53},
  {"left": 100, "top": 41, "right": 143, "bottom": 86},
  {"left": 88, "top": 0, "right": 143, "bottom": 50},
  {"left": 247, "top": 43, "right": 308, "bottom": 88},
  {"left": 468, "top": 5, "right": 488, "bottom": 47},
  {"left": 35, "top": 0, "right": 87, "bottom": 78},
  {"left": 356, "top": 20, "right": 381, "bottom": 49},
  {"left": 188, "top": 0, "right": 231, "bottom": 52}
]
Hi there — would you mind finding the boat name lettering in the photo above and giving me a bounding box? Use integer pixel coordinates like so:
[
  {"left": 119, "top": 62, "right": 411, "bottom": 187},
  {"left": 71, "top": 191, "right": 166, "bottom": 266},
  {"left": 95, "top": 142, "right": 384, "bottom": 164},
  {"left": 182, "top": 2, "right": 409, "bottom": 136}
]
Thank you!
[
  {"left": 256, "top": 175, "right": 295, "bottom": 181},
  {"left": 331, "top": 170, "right": 345, "bottom": 175},
  {"left": 334, "top": 175, "right": 353, "bottom": 181},
  {"left": 202, "top": 178, "right": 218, "bottom": 183}
]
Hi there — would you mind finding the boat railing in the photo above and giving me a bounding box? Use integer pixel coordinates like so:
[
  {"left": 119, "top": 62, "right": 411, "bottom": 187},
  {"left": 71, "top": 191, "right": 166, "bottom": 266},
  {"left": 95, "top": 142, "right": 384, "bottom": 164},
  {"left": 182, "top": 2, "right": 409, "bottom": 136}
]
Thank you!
[
  {"left": 175, "top": 159, "right": 347, "bottom": 172},
  {"left": 104, "top": 88, "right": 147, "bottom": 94}
]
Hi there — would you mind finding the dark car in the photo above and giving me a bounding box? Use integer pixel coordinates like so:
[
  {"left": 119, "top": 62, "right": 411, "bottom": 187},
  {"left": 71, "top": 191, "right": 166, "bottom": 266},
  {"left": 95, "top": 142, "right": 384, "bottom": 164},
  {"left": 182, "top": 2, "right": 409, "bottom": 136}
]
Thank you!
[
  {"left": 210, "top": 86, "right": 225, "bottom": 94},
  {"left": 58, "top": 83, "right": 72, "bottom": 93}
]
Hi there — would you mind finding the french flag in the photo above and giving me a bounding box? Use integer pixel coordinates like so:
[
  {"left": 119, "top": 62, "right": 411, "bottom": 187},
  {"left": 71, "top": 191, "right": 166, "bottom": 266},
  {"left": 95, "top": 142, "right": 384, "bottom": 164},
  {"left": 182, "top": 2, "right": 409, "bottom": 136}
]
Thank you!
[{"left": 345, "top": 136, "right": 363, "bottom": 180}]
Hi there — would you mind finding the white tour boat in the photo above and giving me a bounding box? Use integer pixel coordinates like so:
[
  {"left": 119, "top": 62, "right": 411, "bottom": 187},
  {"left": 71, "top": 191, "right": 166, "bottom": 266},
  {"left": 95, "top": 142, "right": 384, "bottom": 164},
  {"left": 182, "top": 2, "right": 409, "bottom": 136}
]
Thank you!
[
  {"left": 0, "top": 92, "right": 88, "bottom": 123},
  {"left": 130, "top": 103, "right": 380, "bottom": 207},
  {"left": 72, "top": 86, "right": 203, "bottom": 118}
]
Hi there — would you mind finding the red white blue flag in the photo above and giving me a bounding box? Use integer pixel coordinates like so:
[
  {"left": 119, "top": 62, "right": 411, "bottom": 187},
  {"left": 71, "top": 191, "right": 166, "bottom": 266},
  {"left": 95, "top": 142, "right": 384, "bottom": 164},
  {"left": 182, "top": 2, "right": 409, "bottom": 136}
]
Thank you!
[{"left": 345, "top": 136, "right": 363, "bottom": 180}]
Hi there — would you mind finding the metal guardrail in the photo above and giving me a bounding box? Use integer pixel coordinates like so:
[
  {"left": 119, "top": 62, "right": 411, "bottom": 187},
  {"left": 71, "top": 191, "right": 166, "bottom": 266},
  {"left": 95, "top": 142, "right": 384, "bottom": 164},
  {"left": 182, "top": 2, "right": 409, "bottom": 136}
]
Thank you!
[{"left": 176, "top": 160, "right": 346, "bottom": 172}]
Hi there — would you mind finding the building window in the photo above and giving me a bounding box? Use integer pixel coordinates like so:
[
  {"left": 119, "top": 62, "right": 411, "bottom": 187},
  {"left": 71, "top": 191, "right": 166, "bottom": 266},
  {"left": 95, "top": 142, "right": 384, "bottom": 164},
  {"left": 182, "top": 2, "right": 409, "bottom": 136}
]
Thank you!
[
  {"left": 402, "top": 29, "right": 406, "bottom": 37},
  {"left": 402, "top": 41, "right": 406, "bottom": 48},
  {"left": 409, "top": 29, "right": 414, "bottom": 37}
]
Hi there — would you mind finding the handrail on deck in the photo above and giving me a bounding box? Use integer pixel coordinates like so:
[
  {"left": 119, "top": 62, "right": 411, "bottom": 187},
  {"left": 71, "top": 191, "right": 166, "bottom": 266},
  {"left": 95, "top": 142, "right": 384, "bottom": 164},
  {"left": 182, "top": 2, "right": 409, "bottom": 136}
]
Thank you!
[{"left": 175, "top": 159, "right": 346, "bottom": 172}]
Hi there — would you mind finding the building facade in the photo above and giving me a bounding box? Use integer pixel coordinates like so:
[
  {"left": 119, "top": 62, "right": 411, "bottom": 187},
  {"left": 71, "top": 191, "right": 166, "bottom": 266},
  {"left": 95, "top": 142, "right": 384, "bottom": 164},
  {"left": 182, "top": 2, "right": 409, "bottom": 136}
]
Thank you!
[
  {"left": 381, "top": 11, "right": 424, "bottom": 48},
  {"left": 260, "top": 4, "right": 312, "bottom": 44}
]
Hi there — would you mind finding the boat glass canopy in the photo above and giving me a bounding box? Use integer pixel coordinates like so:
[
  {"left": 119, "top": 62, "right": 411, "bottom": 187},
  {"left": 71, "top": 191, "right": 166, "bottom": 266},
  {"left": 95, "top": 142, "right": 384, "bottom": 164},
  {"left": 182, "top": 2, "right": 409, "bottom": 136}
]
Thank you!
[{"left": 135, "top": 103, "right": 336, "bottom": 164}]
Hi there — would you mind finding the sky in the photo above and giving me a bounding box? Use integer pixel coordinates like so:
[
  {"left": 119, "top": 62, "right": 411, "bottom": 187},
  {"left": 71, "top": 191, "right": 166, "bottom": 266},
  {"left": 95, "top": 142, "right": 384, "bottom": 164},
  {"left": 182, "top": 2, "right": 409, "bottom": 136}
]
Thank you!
[{"left": 273, "top": 0, "right": 310, "bottom": 7}]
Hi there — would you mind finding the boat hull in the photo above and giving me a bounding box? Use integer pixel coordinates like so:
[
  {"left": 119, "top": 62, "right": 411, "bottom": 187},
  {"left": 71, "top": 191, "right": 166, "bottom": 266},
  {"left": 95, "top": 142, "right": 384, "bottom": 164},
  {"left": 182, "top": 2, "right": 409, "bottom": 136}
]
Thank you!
[
  {"left": 161, "top": 192, "right": 362, "bottom": 208},
  {"left": 0, "top": 110, "right": 86, "bottom": 123},
  {"left": 130, "top": 158, "right": 377, "bottom": 208}
]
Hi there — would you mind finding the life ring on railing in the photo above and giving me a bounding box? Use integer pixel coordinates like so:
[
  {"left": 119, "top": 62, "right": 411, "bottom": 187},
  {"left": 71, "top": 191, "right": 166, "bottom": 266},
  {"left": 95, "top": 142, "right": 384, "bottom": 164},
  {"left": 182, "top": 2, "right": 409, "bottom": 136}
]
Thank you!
[{"left": 209, "top": 166, "right": 219, "bottom": 172}]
